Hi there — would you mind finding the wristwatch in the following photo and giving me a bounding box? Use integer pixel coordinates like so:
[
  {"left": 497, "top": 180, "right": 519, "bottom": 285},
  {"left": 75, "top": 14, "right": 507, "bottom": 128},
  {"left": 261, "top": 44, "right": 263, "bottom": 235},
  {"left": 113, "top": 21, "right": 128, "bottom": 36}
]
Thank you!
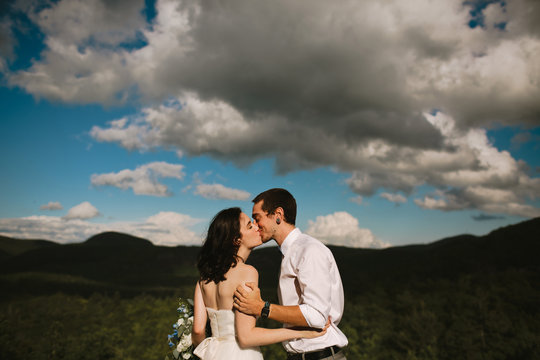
[{"left": 261, "top": 301, "right": 271, "bottom": 318}]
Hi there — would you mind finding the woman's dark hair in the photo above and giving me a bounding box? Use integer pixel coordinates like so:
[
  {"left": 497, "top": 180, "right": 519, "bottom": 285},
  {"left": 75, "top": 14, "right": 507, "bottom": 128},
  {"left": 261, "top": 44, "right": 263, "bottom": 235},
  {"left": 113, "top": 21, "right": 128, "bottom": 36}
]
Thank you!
[
  {"left": 197, "top": 207, "right": 242, "bottom": 284},
  {"left": 252, "top": 188, "right": 297, "bottom": 225}
]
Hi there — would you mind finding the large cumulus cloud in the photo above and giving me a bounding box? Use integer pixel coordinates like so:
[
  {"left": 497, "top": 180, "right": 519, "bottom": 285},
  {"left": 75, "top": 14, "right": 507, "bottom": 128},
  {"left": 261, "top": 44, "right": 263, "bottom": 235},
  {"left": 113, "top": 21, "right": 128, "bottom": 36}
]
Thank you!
[
  {"left": 3, "top": 0, "right": 540, "bottom": 217},
  {"left": 306, "top": 211, "right": 389, "bottom": 248}
]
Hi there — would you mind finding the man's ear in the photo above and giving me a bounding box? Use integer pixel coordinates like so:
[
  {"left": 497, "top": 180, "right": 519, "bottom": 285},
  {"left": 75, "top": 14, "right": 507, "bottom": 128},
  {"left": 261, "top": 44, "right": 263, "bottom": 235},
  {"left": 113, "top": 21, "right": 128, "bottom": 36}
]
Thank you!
[{"left": 274, "top": 207, "right": 285, "bottom": 222}]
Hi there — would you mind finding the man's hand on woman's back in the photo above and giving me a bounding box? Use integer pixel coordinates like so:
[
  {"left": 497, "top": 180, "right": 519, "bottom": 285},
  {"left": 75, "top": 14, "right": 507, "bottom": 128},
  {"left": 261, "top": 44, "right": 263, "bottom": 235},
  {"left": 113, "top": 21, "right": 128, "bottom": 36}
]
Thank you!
[{"left": 233, "top": 282, "right": 265, "bottom": 316}]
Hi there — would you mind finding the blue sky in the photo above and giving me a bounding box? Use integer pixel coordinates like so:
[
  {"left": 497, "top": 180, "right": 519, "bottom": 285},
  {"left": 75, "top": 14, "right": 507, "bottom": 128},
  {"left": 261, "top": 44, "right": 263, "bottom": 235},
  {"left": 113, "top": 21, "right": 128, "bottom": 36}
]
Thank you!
[{"left": 1, "top": 0, "right": 539, "bottom": 247}]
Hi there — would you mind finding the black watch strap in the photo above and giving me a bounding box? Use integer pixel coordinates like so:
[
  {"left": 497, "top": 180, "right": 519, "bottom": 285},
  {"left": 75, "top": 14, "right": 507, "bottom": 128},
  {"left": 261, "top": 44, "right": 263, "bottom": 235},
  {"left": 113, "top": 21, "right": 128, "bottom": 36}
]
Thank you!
[{"left": 261, "top": 301, "right": 270, "bottom": 318}]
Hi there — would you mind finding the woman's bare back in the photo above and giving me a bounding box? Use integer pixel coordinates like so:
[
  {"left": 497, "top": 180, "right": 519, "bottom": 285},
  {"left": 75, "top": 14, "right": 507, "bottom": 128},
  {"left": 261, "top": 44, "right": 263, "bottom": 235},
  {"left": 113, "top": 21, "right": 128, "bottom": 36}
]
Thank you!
[{"left": 200, "top": 263, "right": 257, "bottom": 310}]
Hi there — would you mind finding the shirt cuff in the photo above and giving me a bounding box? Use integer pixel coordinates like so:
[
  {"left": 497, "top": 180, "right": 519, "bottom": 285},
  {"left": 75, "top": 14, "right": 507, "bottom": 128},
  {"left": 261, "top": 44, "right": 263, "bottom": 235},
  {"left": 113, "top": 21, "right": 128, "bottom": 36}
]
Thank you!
[{"left": 298, "top": 304, "right": 326, "bottom": 329}]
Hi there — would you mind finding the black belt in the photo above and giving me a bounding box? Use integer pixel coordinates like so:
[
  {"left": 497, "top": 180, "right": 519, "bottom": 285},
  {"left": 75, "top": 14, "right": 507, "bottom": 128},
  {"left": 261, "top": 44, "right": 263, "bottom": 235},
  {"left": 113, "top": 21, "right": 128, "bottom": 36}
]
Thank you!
[{"left": 286, "top": 345, "right": 342, "bottom": 360}]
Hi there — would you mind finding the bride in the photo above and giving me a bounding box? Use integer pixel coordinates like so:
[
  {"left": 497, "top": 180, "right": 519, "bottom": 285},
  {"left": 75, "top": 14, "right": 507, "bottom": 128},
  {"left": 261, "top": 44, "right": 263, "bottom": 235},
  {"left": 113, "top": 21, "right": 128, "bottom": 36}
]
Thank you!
[{"left": 192, "top": 207, "right": 328, "bottom": 359}]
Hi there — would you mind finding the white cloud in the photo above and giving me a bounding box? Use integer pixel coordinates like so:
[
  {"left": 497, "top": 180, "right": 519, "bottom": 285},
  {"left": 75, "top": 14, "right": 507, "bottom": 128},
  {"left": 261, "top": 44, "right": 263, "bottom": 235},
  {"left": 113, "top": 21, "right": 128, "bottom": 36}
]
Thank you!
[
  {"left": 194, "top": 183, "right": 250, "bottom": 200},
  {"left": 91, "top": 161, "right": 185, "bottom": 196},
  {"left": 40, "top": 201, "right": 63, "bottom": 211},
  {"left": 142, "top": 211, "right": 202, "bottom": 245},
  {"left": 5, "top": 0, "right": 147, "bottom": 104},
  {"left": 306, "top": 211, "right": 389, "bottom": 248},
  {"left": 63, "top": 201, "right": 100, "bottom": 220},
  {"left": 0, "top": 216, "right": 103, "bottom": 242},
  {"left": 90, "top": 117, "right": 152, "bottom": 151},
  {"left": 6, "top": 0, "right": 193, "bottom": 104},
  {"left": 36, "top": 0, "right": 145, "bottom": 45},
  {"left": 414, "top": 188, "right": 540, "bottom": 218},
  {"left": 414, "top": 196, "right": 453, "bottom": 211},
  {"left": 347, "top": 171, "right": 422, "bottom": 197},
  {"left": 345, "top": 112, "right": 540, "bottom": 218},
  {"left": 5, "top": 0, "right": 539, "bottom": 218},
  {"left": 0, "top": 211, "right": 203, "bottom": 246},
  {"left": 90, "top": 96, "right": 540, "bottom": 218},
  {"left": 9, "top": 0, "right": 540, "bottom": 125},
  {"left": 380, "top": 193, "right": 407, "bottom": 204}
]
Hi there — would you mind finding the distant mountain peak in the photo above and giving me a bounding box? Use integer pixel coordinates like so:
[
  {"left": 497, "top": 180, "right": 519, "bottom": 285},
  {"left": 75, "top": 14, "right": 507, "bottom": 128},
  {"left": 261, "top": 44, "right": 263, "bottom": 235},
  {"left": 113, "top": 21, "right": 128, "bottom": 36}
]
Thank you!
[{"left": 83, "top": 232, "right": 154, "bottom": 248}]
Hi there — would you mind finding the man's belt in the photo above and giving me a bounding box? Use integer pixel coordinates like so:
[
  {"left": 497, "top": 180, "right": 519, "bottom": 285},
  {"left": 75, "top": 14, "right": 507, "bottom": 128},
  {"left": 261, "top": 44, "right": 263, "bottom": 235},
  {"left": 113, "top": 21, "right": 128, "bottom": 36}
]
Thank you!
[{"left": 286, "top": 345, "right": 342, "bottom": 360}]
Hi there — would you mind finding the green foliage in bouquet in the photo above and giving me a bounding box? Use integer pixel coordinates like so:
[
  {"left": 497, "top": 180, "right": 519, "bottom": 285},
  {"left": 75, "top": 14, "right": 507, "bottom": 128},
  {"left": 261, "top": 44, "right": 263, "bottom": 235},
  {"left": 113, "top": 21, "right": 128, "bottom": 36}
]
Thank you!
[{"left": 166, "top": 298, "right": 195, "bottom": 360}]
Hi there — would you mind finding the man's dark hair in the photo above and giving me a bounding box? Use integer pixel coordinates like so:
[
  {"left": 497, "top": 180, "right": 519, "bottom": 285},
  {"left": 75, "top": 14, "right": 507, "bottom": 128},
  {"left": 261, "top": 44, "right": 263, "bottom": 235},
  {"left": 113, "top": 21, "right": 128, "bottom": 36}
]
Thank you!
[{"left": 252, "top": 188, "right": 297, "bottom": 225}]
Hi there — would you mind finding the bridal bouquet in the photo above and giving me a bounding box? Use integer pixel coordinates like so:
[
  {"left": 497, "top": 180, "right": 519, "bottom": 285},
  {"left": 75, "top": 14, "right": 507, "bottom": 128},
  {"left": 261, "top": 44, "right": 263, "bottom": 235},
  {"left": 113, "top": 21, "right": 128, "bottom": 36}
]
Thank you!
[{"left": 167, "top": 298, "right": 195, "bottom": 360}]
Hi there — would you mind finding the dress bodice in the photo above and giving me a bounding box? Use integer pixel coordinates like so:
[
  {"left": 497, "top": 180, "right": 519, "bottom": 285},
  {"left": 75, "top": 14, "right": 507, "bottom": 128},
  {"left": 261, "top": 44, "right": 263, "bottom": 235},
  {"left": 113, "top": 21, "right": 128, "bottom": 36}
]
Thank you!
[
  {"left": 206, "top": 308, "right": 236, "bottom": 339},
  {"left": 194, "top": 307, "right": 263, "bottom": 359}
]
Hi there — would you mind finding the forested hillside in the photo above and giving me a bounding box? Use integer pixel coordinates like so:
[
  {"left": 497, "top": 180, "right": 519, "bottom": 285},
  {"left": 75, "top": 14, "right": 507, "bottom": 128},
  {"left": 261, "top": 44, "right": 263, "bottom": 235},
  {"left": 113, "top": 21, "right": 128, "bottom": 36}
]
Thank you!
[{"left": 1, "top": 218, "right": 539, "bottom": 359}]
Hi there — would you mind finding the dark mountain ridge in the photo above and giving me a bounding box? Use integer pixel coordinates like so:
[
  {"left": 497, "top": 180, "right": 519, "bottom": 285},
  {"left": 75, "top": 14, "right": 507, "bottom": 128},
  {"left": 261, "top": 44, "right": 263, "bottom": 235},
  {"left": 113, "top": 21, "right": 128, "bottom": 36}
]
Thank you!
[
  {"left": 251, "top": 217, "right": 540, "bottom": 294},
  {"left": 1, "top": 217, "right": 538, "bottom": 299},
  {"left": 0, "top": 235, "right": 60, "bottom": 257},
  {"left": 83, "top": 231, "right": 154, "bottom": 248}
]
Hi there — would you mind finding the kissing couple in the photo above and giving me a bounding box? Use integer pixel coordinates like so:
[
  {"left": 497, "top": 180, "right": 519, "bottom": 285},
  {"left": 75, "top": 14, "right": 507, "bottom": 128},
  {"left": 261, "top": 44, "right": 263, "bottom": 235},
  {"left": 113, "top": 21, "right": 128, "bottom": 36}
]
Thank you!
[{"left": 191, "top": 188, "right": 348, "bottom": 360}]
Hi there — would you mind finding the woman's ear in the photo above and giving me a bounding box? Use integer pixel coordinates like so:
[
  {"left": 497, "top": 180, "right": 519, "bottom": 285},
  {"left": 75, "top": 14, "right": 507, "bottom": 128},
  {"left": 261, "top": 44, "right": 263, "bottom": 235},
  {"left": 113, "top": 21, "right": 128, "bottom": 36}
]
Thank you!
[{"left": 234, "top": 238, "right": 241, "bottom": 246}]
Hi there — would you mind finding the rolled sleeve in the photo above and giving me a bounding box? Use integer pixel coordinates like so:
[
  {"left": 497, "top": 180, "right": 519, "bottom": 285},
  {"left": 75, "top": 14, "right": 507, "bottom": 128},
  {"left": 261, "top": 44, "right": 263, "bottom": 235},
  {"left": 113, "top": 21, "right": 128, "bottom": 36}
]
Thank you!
[{"left": 299, "top": 303, "right": 327, "bottom": 329}]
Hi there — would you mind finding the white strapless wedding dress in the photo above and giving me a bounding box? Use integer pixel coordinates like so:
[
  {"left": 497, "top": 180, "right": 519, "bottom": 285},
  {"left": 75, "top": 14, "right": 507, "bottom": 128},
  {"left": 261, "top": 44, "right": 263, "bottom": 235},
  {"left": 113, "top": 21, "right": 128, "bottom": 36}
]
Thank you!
[{"left": 193, "top": 308, "right": 263, "bottom": 360}]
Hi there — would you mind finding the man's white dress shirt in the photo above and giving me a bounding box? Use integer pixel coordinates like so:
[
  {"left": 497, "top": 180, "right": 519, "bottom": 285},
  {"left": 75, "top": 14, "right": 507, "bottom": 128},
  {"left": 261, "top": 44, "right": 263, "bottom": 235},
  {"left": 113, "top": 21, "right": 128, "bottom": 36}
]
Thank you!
[{"left": 278, "top": 228, "right": 348, "bottom": 353}]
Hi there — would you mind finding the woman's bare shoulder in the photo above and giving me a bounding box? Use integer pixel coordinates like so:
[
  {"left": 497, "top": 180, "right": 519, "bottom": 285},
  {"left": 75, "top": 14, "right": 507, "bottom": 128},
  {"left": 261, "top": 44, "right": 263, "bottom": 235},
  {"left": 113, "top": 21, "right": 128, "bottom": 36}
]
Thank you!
[{"left": 232, "top": 263, "right": 258, "bottom": 282}]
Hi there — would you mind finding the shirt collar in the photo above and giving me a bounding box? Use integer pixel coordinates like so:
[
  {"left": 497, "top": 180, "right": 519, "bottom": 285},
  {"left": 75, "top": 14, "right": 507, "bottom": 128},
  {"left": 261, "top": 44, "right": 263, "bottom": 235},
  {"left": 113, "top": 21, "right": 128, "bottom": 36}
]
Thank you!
[{"left": 279, "top": 228, "right": 301, "bottom": 256}]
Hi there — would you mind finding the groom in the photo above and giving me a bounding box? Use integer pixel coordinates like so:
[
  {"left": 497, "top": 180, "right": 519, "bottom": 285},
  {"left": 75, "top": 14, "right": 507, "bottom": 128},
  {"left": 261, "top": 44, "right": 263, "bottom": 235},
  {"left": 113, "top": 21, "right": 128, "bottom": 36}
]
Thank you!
[{"left": 234, "top": 188, "right": 348, "bottom": 359}]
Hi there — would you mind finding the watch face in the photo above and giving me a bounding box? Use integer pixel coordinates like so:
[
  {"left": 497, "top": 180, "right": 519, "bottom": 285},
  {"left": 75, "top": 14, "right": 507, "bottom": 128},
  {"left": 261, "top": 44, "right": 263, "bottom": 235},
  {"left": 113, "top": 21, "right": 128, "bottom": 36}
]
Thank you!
[{"left": 261, "top": 302, "right": 270, "bottom": 318}]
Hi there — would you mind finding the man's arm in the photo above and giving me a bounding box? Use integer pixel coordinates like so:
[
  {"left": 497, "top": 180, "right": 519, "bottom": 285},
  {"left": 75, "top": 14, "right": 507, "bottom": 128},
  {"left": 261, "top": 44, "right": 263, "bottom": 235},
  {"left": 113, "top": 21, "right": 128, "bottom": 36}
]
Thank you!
[{"left": 233, "top": 282, "right": 309, "bottom": 327}]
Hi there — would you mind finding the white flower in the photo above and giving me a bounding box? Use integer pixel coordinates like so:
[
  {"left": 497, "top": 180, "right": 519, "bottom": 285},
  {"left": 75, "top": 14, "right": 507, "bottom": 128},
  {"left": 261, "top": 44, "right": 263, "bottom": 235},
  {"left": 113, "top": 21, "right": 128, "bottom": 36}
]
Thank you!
[
  {"left": 168, "top": 297, "right": 194, "bottom": 359},
  {"left": 176, "top": 334, "right": 192, "bottom": 352},
  {"left": 176, "top": 342, "right": 187, "bottom": 353},
  {"left": 180, "top": 334, "right": 192, "bottom": 348}
]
